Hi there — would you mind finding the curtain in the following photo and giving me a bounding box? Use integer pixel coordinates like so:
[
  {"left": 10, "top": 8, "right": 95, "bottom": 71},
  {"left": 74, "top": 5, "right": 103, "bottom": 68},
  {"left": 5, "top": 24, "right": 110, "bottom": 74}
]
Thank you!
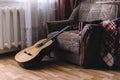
[
  {"left": 38, "top": 0, "right": 57, "bottom": 39},
  {"left": 23, "top": 0, "right": 57, "bottom": 47},
  {"left": 0, "top": 0, "right": 57, "bottom": 53},
  {"left": 0, "top": 0, "right": 73, "bottom": 48},
  {"left": 56, "top": 0, "right": 75, "bottom": 20}
]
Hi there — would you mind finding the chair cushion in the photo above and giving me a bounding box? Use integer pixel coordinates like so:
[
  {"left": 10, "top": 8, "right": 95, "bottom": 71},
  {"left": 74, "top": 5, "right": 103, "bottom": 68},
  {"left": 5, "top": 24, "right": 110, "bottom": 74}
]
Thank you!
[
  {"left": 48, "top": 30, "right": 80, "bottom": 54},
  {"left": 79, "top": 0, "right": 118, "bottom": 21}
]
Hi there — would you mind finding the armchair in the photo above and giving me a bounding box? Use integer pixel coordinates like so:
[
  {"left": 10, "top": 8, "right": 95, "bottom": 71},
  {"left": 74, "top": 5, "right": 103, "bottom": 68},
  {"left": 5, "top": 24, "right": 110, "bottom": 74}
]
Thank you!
[{"left": 47, "top": 0, "right": 119, "bottom": 65}]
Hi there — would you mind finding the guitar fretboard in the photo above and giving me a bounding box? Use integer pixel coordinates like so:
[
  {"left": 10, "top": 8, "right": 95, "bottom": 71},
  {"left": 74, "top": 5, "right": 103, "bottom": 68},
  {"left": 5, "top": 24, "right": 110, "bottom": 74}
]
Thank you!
[{"left": 37, "top": 26, "right": 72, "bottom": 47}]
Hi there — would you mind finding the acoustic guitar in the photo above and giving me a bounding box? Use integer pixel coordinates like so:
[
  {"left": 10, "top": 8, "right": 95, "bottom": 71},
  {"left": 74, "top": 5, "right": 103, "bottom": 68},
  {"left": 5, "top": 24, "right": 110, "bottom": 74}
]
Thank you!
[{"left": 15, "top": 26, "right": 72, "bottom": 68}]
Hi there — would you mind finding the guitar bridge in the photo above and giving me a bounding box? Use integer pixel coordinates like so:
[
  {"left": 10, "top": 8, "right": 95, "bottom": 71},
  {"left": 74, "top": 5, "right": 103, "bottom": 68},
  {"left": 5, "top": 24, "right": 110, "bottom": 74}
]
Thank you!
[{"left": 24, "top": 51, "right": 32, "bottom": 56}]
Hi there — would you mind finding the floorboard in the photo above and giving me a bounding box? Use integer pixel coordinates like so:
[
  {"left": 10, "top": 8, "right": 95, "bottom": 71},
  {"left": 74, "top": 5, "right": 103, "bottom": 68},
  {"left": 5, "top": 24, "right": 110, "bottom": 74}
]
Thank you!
[{"left": 0, "top": 53, "right": 120, "bottom": 80}]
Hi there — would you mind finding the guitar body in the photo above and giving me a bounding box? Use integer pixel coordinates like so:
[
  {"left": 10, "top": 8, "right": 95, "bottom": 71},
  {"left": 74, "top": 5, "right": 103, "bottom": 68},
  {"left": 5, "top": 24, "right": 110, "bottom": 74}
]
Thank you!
[
  {"left": 15, "top": 26, "right": 72, "bottom": 69},
  {"left": 15, "top": 39, "right": 53, "bottom": 68}
]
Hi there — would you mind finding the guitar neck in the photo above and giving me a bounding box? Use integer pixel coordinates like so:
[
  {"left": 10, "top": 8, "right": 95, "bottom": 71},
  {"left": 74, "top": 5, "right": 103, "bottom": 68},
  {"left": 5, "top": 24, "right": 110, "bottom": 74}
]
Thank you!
[{"left": 42, "top": 26, "right": 72, "bottom": 44}]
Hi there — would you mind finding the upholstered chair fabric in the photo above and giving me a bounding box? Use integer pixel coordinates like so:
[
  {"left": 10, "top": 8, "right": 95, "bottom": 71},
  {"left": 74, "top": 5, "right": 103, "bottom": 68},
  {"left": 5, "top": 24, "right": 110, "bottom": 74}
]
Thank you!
[{"left": 47, "top": 0, "right": 119, "bottom": 65}]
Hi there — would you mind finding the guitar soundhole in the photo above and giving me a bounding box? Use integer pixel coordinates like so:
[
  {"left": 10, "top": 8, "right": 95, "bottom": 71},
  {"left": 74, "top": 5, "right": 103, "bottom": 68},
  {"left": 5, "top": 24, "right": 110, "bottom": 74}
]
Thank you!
[{"left": 24, "top": 51, "right": 32, "bottom": 56}]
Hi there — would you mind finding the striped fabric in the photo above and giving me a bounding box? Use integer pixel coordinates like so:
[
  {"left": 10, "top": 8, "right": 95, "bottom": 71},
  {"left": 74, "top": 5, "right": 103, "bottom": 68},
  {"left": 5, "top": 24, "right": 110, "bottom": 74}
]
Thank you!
[{"left": 101, "top": 20, "right": 117, "bottom": 67}]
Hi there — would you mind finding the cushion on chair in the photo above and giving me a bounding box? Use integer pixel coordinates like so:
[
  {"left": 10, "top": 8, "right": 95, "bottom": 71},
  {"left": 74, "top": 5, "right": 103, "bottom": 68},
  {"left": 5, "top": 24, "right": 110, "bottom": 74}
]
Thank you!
[
  {"left": 48, "top": 30, "right": 80, "bottom": 54},
  {"left": 48, "top": 30, "right": 81, "bottom": 65},
  {"left": 79, "top": 0, "right": 118, "bottom": 21}
]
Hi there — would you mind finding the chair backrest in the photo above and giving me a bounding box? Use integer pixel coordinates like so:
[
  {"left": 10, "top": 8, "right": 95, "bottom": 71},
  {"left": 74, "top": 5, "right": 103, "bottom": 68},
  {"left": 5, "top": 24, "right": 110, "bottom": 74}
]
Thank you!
[{"left": 78, "top": 0, "right": 119, "bottom": 21}]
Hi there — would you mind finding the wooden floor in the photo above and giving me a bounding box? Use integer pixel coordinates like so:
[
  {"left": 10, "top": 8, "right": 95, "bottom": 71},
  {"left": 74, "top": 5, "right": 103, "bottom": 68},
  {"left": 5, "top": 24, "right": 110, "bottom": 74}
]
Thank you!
[{"left": 0, "top": 53, "right": 120, "bottom": 80}]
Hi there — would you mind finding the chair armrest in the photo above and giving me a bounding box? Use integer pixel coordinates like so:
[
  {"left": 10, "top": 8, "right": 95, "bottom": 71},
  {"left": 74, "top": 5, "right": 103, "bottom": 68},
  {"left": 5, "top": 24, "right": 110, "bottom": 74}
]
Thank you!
[
  {"left": 47, "top": 4, "right": 81, "bottom": 33},
  {"left": 47, "top": 19, "right": 78, "bottom": 33},
  {"left": 80, "top": 23, "right": 104, "bottom": 67}
]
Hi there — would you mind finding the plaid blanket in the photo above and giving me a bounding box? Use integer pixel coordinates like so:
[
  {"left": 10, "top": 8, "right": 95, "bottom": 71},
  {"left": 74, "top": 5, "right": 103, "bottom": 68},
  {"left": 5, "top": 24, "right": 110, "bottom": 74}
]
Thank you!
[{"left": 101, "top": 20, "right": 118, "bottom": 67}]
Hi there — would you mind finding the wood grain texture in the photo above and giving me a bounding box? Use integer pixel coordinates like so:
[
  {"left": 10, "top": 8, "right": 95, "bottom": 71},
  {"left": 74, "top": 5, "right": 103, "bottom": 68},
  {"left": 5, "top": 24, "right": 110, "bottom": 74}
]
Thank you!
[{"left": 0, "top": 53, "right": 120, "bottom": 80}]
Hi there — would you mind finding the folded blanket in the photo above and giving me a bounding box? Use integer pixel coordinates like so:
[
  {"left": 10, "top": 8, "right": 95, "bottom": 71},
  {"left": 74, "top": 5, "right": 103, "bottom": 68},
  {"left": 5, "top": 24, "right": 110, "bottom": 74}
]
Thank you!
[{"left": 101, "top": 19, "right": 120, "bottom": 69}]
